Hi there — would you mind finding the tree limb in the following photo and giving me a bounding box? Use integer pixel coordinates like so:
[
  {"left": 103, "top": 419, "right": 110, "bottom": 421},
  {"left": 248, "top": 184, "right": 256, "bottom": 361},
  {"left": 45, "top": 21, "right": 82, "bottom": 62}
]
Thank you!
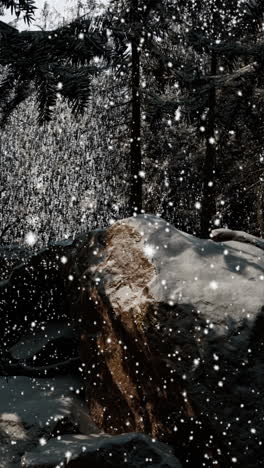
[{"left": 211, "top": 228, "right": 264, "bottom": 252}]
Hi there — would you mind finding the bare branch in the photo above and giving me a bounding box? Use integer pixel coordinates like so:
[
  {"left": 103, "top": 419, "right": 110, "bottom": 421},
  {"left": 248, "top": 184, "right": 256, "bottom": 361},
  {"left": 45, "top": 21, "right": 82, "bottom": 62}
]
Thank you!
[{"left": 211, "top": 228, "right": 264, "bottom": 252}]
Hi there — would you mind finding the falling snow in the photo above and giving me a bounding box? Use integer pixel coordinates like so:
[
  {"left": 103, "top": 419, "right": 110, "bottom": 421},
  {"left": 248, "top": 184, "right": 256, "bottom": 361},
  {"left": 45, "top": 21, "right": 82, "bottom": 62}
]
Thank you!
[{"left": 0, "top": 1, "right": 263, "bottom": 467}]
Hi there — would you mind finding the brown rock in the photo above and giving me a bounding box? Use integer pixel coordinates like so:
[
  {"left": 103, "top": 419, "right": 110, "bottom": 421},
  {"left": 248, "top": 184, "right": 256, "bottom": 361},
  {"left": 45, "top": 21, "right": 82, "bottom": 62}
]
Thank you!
[
  {"left": 3, "top": 215, "right": 263, "bottom": 467},
  {"left": 68, "top": 215, "right": 264, "bottom": 466}
]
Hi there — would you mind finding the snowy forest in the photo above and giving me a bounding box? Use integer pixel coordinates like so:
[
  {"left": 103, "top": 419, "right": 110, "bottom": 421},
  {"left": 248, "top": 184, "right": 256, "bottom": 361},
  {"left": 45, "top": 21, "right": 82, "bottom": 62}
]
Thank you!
[
  {"left": 0, "top": 0, "right": 263, "bottom": 247},
  {"left": 0, "top": 1, "right": 264, "bottom": 468}
]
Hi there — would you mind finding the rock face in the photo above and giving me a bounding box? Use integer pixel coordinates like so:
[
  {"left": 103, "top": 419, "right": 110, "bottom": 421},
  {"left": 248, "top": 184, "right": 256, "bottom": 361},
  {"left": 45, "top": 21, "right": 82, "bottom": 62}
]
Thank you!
[
  {"left": 0, "top": 321, "right": 99, "bottom": 467},
  {"left": 0, "top": 228, "right": 182, "bottom": 468},
  {"left": 1, "top": 215, "right": 264, "bottom": 467},
  {"left": 21, "top": 432, "right": 181, "bottom": 468},
  {"left": 68, "top": 215, "right": 264, "bottom": 467},
  {"left": 0, "top": 375, "right": 85, "bottom": 467},
  {"left": 0, "top": 241, "right": 73, "bottom": 350}
]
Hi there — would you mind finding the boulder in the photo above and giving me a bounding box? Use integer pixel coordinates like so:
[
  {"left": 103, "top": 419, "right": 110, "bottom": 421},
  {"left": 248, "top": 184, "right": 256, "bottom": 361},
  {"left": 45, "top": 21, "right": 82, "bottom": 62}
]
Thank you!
[
  {"left": 67, "top": 215, "right": 264, "bottom": 467},
  {"left": 10, "top": 321, "right": 78, "bottom": 366},
  {"left": 0, "top": 324, "right": 100, "bottom": 467},
  {"left": 21, "top": 432, "right": 181, "bottom": 468},
  {"left": 0, "top": 242, "right": 74, "bottom": 349},
  {"left": 0, "top": 375, "right": 85, "bottom": 467},
  {"left": 1, "top": 215, "right": 263, "bottom": 467}
]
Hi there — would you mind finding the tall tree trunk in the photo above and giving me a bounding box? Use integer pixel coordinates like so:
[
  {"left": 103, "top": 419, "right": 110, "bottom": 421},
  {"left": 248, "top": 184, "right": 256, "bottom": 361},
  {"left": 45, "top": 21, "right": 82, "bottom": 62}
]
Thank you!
[
  {"left": 146, "top": 59, "right": 165, "bottom": 215},
  {"left": 200, "top": 51, "right": 217, "bottom": 238},
  {"left": 256, "top": 184, "right": 264, "bottom": 237},
  {"left": 130, "top": 0, "right": 142, "bottom": 214}
]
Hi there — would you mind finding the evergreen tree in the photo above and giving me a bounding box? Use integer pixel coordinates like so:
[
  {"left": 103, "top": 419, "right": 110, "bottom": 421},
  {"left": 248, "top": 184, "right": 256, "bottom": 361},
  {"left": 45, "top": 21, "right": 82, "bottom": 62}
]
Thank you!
[
  {"left": 0, "top": 8, "right": 108, "bottom": 125},
  {"left": 149, "top": 0, "right": 264, "bottom": 236},
  {"left": 1, "top": 0, "right": 263, "bottom": 237},
  {"left": 105, "top": 0, "right": 178, "bottom": 214},
  {"left": 189, "top": 1, "right": 263, "bottom": 236},
  {"left": 0, "top": 0, "right": 36, "bottom": 24}
]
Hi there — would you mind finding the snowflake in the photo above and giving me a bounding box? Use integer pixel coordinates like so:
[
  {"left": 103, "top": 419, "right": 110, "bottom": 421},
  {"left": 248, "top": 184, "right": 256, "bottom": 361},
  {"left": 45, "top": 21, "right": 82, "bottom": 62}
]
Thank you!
[
  {"left": 208, "top": 137, "right": 216, "bottom": 145},
  {"left": 175, "top": 108, "right": 181, "bottom": 121},
  {"left": 144, "top": 244, "right": 155, "bottom": 258},
  {"left": 39, "top": 437, "right": 47, "bottom": 446},
  {"left": 25, "top": 231, "right": 38, "bottom": 246},
  {"left": 65, "top": 451, "right": 72, "bottom": 462}
]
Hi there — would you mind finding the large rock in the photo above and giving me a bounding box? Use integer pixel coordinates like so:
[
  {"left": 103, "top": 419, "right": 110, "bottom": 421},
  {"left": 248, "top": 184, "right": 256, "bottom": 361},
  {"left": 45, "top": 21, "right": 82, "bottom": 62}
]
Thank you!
[
  {"left": 0, "top": 241, "right": 74, "bottom": 349},
  {"left": 0, "top": 322, "right": 99, "bottom": 467},
  {"left": 10, "top": 321, "right": 78, "bottom": 366},
  {"left": 67, "top": 215, "right": 264, "bottom": 467},
  {"left": 21, "top": 432, "right": 181, "bottom": 468},
  {"left": 1, "top": 215, "right": 263, "bottom": 467},
  {"left": 0, "top": 375, "right": 85, "bottom": 467}
]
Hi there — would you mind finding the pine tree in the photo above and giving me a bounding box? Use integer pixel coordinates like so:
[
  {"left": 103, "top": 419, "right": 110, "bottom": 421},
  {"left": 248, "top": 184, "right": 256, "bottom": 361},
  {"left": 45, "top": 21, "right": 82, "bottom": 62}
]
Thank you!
[
  {"left": 0, "top": 0, "right": 36, "bottom": 24},
  {"left": 0, "top": 8, "right": 108, "bottom": 125},
  {"left": 187, "top": 0, "right": 263, "bottom": 237},
  {"left": 149, "top": 0, "right": 264, "bottom": 236},
  {"left": 105, "top": 0, "right": 178, "bottom": 214}
]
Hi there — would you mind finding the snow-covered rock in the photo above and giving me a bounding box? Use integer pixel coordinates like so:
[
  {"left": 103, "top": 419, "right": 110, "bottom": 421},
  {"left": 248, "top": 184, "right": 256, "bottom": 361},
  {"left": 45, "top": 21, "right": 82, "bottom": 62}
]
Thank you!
[
  {"left": 21, "top": 432, "right": 181, "bottom": 468},
  {"left": 0, "top": 376, "right": 84, "bottom": 467},
  {"left": 0, "top": 327, "right": 97, "bottom": 466},
  {"left": 10, "top": 321, "right": 77, "bottom": 365},
  {"left": 0, "top": 243, "right": 73, "bottom": 349},
  {"left": 1, "top": 215, "right": 263, "bottom": 467},
  {"left": 67, "top": 215, "right": 264, "bottom": 468}
]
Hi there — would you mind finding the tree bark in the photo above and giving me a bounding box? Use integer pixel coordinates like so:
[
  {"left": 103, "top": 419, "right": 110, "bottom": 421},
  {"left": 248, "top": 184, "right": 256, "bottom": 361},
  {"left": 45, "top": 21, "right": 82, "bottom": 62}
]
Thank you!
[
  {"left": 200, "top": 51, "right": 217, "bottom": 238},
  {"left": 130, "top": 0, "right": 142, "bottom": 214},
  {"left": 256, "top": 184, "right": 264, "bottom": 237}
]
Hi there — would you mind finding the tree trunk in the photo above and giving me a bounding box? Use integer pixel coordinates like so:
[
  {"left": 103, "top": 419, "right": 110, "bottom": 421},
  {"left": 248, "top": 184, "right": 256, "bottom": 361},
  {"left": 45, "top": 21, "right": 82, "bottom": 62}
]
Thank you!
[
  {"left": 200, "top": 51, "right": 217, "bottom": 238},
  {"left": 130, "top": 0, "right": 142, "bottom": 214},
  {"left": 256, "top": 184, "right": 264, "bottom": 237}
]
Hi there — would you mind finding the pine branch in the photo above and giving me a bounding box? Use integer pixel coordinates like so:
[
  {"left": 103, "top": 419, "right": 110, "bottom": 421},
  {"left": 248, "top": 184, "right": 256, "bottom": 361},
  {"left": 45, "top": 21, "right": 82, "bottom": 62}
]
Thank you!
[
  {"left": 0, "top": 12, "right": 108, "bottom": 124},
  {"left": 1, "top": 0, "right": 36, "bottom": 24}
]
